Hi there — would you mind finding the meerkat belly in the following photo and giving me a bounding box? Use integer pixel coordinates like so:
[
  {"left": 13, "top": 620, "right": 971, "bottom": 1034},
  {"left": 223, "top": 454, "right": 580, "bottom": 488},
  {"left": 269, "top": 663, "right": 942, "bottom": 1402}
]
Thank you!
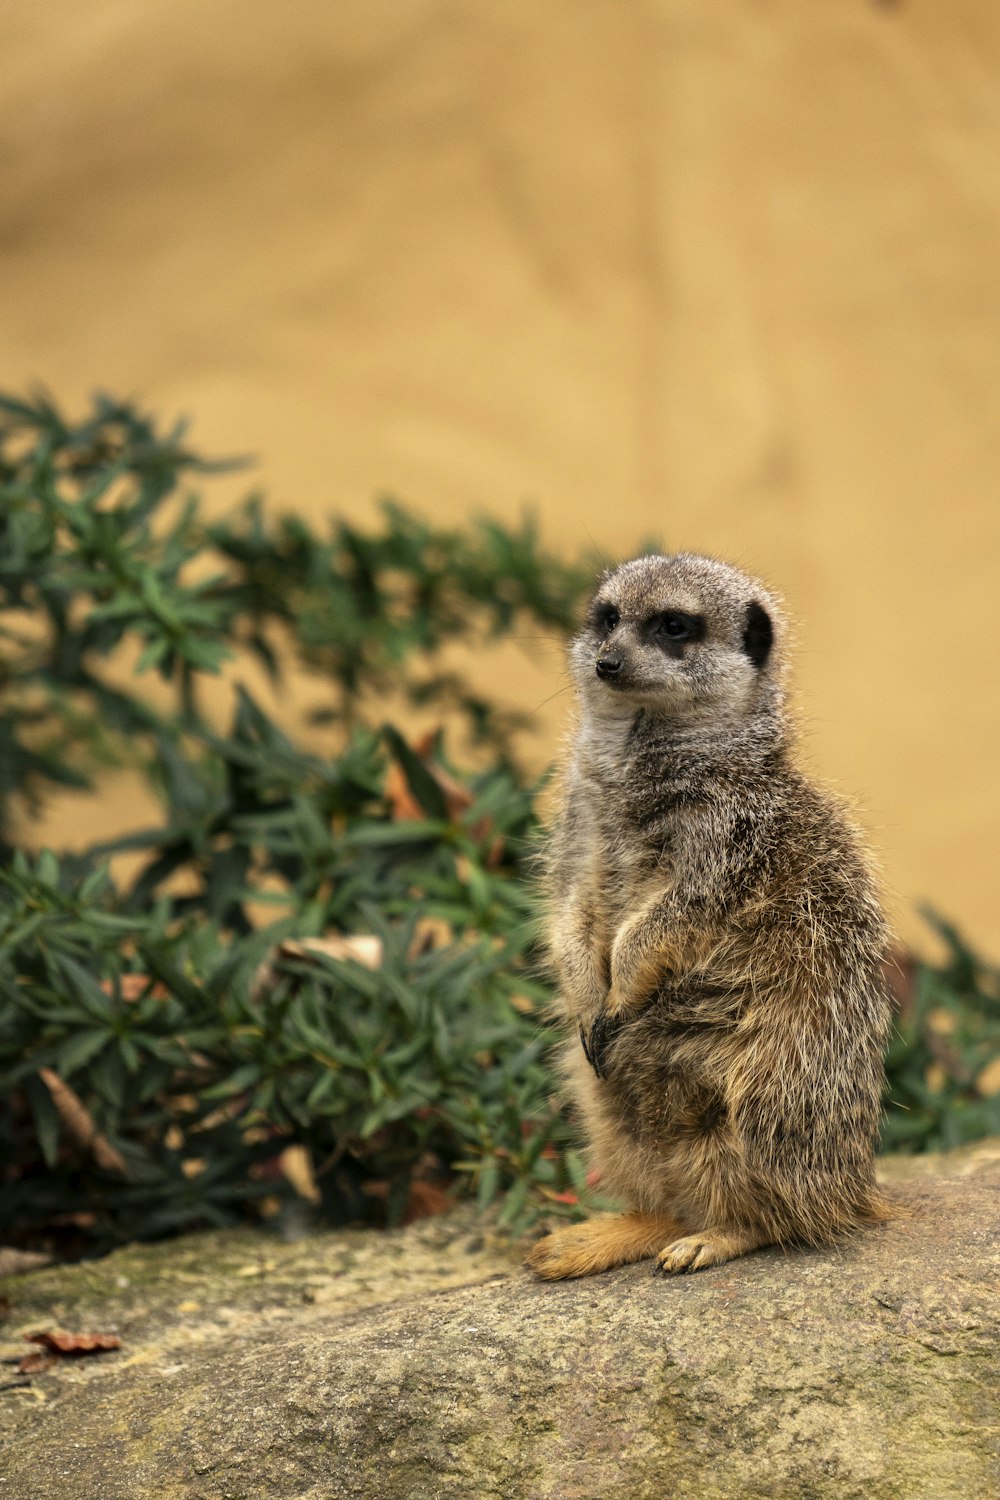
[
  {"left": 608, "top": 1012, "right": 729, "bottom": 1146},
  {"left": 568, "top": 1003, "right": 738, "bottom": 1217}
]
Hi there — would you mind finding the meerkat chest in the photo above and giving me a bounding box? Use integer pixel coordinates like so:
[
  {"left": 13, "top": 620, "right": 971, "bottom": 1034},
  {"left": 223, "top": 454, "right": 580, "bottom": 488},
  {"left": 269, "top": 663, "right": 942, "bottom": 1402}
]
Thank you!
[
  {"left": 575, "top": 758, "right": 676, "bottom": 929},
  {"left": 585, "top": 824, "right": 653, "bottom": 933}
]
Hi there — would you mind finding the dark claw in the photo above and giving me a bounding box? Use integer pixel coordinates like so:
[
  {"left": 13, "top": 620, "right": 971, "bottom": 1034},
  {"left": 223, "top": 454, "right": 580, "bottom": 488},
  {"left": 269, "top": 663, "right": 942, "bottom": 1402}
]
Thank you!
[{"left": 580, "top": 1012, "right": 629, "bottom": 1079}]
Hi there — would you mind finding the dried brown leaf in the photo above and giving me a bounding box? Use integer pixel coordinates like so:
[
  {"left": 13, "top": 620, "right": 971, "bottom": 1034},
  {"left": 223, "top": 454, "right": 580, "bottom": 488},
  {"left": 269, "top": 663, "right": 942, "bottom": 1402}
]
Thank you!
[
  {"left": 280, "top": 1143, "right": 320, "bottom": 1204},
  {"left": 385, "top": 761, "right": 425, "bottom": 823},
  {"left": 361, "top": 1177, "right": 452, "bottom": 1225},
  {"left": 402, "top": 1181, "right": 452, "bottom": 1224},
  {"left": 37, "top": 1068, "right": 127, "bottom": 1175},
  {"left": 26, "top": 1329, "right": 121, "bottom": 1355},
  {"left": 406, "top": 917, "right": 454, "bottom": 960},
  {"left": 289, "top": 935, "right": 384, "bottom": 970},
  {"left": 387, "top": 730, "right": 474, "bottom": 822},
  {"left": 251, "top": 933, "right": 383, "bottom": 1001},
  {"left": 99, "top": 975, "right": 168, "bottom": 1002}
]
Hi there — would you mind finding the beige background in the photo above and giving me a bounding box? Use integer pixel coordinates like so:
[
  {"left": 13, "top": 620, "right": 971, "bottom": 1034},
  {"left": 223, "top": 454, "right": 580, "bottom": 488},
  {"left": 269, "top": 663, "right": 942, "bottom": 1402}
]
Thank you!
[{"left": 2, "top": 0, "right": 998, "bottom": 954}]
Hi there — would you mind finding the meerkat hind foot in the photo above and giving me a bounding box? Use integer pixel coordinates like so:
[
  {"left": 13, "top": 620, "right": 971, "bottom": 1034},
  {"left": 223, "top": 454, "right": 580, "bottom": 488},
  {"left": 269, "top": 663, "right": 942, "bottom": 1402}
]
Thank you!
[
  {"left": 527, "top": 1211, "right": 683, "bottom": 1280},
  {"left": 656, "top": 1225, "right": 768, "bottom": 1275}
]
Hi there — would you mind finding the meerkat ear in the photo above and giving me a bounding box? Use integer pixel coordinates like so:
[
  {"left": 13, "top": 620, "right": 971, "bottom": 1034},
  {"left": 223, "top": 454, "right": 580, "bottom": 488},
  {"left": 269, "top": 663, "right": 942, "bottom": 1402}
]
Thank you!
[{"left": 742, "top": 601, "right": 773, "bottom": 669}]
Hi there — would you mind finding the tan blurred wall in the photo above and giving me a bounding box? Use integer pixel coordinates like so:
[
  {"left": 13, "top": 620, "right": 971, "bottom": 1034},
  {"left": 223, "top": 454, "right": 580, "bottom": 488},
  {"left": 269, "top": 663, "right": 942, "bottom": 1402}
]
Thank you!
[{"left": 2, "top": 0, "right": 998, "bottom": 953}]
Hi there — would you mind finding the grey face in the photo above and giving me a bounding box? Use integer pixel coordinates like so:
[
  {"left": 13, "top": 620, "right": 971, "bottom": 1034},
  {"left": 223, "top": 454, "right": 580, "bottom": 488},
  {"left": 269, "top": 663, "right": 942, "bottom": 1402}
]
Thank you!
[{"left": 569, "top": 554, "right": 778, "bottom": 721}]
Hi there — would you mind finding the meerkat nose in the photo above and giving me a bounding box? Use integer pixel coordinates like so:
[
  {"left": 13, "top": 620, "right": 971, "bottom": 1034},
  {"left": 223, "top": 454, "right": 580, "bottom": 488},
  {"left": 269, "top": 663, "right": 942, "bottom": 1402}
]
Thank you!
[{"left": 596, "top": 656, "right": 624, "bottom": 680}]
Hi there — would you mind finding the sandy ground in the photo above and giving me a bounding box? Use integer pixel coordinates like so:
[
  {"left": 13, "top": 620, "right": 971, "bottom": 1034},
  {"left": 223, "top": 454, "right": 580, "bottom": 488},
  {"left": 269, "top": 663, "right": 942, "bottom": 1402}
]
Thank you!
[{"left": 1, "top": 0, "right": 999, "bottom": 952}]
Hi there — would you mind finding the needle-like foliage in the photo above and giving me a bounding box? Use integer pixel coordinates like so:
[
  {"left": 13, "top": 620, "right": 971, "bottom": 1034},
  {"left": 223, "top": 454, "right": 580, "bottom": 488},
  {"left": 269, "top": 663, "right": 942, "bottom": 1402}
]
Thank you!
[
  {"left": 0, "top": 392, "right": 598, "bottom": 1247},
  {"left": 0, "top": 391, "right": 996, "bottom": 1252}
]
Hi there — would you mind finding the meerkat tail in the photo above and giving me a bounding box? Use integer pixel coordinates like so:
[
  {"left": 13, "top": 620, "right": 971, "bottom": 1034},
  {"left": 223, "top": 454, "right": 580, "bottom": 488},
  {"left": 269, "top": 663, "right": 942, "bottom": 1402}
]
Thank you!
[{"left": 526, "top": 1211, "right": 683, "bottom": 1280}]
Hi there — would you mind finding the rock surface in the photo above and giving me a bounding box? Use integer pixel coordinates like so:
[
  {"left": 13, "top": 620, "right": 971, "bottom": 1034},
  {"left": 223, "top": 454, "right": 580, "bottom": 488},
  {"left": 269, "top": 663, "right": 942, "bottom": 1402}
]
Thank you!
[{"left": 2, "top": 1144, "right": 999, "bottom": 1499}]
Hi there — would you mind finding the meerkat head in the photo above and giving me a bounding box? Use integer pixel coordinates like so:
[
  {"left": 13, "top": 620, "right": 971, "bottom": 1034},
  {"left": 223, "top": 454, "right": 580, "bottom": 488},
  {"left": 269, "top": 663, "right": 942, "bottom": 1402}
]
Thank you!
[{"left": 570, "top": 553, "right": 786, "bottom": 724}]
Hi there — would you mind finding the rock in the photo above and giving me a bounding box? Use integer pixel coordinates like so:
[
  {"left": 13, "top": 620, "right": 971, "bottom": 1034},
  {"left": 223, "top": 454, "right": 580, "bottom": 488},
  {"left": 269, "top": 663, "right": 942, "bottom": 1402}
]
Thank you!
[
  {"left": 1, "top": 1146, "right": 999, "bottom": 1499},
  {"left": 0, "top": 1247, "right": 51, "bottom": 1278}
]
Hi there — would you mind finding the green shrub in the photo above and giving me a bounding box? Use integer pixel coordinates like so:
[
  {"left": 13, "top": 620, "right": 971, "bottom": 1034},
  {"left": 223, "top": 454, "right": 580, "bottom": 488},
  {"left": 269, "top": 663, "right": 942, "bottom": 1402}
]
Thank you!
[
  {"left": 0, "top": 390, "right": 591, "bottom": 839},
  {"left": 0, "top": 391, "right": 598, "bottom": 1247},
  {"left": 0, "top": 390, "right": 996, "bottom": 1252},
  {"left": 881, "top": 913, "right": 1000, "bottom": 1152}
]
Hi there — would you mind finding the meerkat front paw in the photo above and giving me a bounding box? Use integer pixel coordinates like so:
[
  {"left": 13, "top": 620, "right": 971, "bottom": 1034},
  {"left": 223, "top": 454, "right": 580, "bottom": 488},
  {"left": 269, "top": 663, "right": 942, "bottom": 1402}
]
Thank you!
[
  {"left": 579, "top": 1011, "right": 630, "bottom": 1078},
  {"left": 604, "top": 981, "right": 639, "bottom": 1017},
  {"left": 655, "top": 1226, "right": 768, "bottom": 1274},
  {"left": 580, "top": 990, "right": 654, "bottom": 1078}
]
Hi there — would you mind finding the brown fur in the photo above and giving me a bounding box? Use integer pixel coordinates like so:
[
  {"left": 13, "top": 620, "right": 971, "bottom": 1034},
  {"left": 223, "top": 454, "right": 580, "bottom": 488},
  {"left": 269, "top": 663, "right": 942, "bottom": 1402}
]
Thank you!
[{"left": 527, "top": 554, "right": 893, "bottom": 1280}]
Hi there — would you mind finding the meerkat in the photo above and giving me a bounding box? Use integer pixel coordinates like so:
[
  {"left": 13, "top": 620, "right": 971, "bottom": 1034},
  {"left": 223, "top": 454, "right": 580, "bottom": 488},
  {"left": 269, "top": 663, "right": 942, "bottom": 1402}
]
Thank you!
[{"left": 527, "top": 552, "right": 893, "bottom": 1280}]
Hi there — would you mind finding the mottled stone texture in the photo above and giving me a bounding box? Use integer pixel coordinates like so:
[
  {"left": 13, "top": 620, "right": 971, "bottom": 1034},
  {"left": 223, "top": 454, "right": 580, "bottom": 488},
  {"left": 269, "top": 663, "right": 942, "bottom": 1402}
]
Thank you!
[{"left": 2, "top": 1146, "right": 999, "bottom": 1500}]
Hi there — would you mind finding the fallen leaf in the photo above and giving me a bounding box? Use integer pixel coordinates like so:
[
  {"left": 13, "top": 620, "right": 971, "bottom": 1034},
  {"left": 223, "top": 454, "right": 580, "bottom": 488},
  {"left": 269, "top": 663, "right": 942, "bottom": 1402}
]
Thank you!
[
  {"left": 289, "top": 935, "right": 384, "bottom": 971},
  {"left": 425, "top": 771, "right": 474, "bottom": 822},
  {"left": 100, "top": 975, "right": 168, "bottom": 1003},
  {"left": 387, "top": 729, "right": 474, "bottom": 822},
  {"left": 281, "top": 1143, "right": 320, "bottom": 1203},
  {"left": 406, "top": 916, "right": 454, "bottom": 959},
  {"left": 403, "top": 1181, "right": 452, "bottom": 1224},
  {"left": 251, "top": 933, "right": 383, "bottom": 1001},
  {"left": 26, "top": 1330, "right": 121, "bottom": 1356},
  {"left": 16, "top": 1352, "right": 54, "bottom": 1376},
  {"left": 385, "top": 761, "right": 424, "bottom": 822},
  {"left": 362, "top": 1177, "right": 452, "bottom": 1225}
]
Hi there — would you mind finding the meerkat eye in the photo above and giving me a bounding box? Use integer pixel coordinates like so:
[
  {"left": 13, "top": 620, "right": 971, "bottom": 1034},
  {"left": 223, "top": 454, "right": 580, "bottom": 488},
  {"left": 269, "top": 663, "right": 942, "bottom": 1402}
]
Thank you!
[
  {"left": 590, "top": 603, "right": 619, "bottom": 634},
  {"left": 652, "top": 611, "right": 701, "bottom": 643},
  {"left": 660, "top": 616, "right": 690, "bottom": 639}
]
